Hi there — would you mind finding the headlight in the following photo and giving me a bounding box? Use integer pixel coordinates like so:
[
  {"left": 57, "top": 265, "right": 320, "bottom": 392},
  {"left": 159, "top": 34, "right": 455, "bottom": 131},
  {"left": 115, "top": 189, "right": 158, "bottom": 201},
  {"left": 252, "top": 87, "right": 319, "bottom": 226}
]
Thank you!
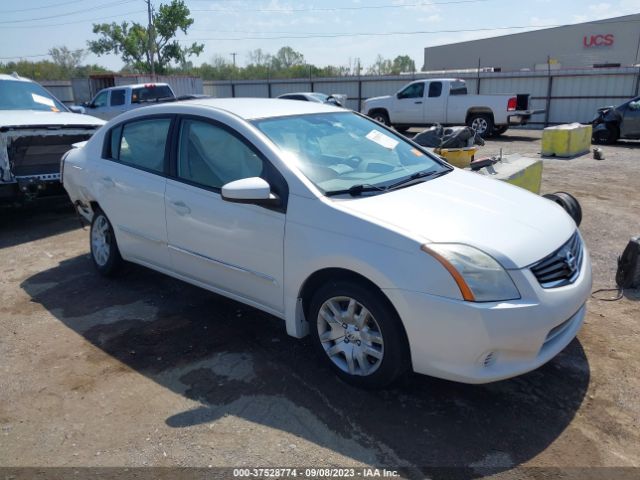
[{"left": 421, "top": 244, "right": 520, "bottom": 302}]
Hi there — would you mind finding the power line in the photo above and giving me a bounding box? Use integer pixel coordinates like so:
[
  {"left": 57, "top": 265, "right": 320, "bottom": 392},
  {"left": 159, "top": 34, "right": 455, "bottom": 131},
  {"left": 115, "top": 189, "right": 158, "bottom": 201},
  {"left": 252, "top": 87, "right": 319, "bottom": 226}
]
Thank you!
[
  {"left": 191, "top": 0, "right": 492, "bottom": 14},
  {"left": 0, "top": 0, "right": 136, "bottom": 24},
  {"left": 4, "top": 0, "right": 89, "bottom": 14},
  {"left": 0, "top": 9, "right": 147, "bottom": 28}
]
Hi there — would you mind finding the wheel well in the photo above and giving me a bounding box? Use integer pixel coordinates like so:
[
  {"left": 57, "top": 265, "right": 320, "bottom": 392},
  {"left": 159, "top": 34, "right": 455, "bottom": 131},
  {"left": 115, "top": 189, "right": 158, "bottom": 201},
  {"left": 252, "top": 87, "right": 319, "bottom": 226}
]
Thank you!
[
  {"left": 367, "top": 108, "right": 389, "bottom": 118},
  {"left": 466, "top": 108, "right": 494, "bottom": 123},
  {"left": 298, "top": 268, "right": 409, "bottom": 346},
  {"left": 89, "top": 201, "right": 101, "bottom": 217}
]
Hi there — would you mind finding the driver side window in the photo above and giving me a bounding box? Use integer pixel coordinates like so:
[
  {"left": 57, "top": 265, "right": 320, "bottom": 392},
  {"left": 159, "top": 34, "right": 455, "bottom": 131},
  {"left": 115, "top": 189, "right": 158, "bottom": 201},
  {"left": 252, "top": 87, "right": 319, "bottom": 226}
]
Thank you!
[
  {"left": 177, "top": 119, "right": 264, "bottom": 190},
  {"left": 93, "top": 91, "right": 108, "bottom": 108},
  {"left": 398, "top": 83, "right": 425, "bottom": 100}
]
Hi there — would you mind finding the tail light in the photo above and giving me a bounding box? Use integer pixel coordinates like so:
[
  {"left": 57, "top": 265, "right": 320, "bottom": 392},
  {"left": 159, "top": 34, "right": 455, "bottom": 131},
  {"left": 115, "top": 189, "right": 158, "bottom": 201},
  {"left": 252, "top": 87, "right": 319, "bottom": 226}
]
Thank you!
[{"left": 507, "top": 97, "right": 517, "bottom": 112}]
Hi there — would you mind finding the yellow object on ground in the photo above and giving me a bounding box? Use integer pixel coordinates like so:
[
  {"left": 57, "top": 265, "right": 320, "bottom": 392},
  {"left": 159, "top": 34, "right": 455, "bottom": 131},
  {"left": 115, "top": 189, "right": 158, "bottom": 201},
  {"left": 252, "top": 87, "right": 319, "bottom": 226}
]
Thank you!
[
  {"left": 541, "top": 123, "right": 593, "bottom": 158},
  {"left": 473, "top": 155, "right": 543, "bottom": 194},
  {"left": 434, "top": 146, "right": 478, "bottom": 168}
]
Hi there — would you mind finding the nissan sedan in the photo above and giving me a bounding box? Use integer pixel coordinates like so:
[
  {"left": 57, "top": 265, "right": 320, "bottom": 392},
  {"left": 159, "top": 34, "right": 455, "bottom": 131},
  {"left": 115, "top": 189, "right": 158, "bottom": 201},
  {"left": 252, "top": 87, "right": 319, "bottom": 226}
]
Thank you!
[{"left": 62, "top": 98, "right": 592, "bottom": 388}]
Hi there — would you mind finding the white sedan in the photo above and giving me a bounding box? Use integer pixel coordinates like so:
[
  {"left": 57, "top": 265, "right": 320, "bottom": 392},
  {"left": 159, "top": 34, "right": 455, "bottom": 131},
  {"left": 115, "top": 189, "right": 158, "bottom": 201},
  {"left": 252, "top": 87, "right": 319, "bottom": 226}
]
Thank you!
[{"left": 62, "top": 98, "right": 592, "bottom": 388}]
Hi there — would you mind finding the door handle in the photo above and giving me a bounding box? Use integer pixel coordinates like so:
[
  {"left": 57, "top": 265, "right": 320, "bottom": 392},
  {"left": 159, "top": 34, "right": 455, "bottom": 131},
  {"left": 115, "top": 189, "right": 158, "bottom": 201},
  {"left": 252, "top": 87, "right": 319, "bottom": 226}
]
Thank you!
[
  {"left": 414, "top": 101, "right": 423, "bottom": 104},
  {"left": 100, "top": 176, "right": 115, "bottom": 188},
  {"left": 170, "top": 200, "right": 191, "bottom": 215}
]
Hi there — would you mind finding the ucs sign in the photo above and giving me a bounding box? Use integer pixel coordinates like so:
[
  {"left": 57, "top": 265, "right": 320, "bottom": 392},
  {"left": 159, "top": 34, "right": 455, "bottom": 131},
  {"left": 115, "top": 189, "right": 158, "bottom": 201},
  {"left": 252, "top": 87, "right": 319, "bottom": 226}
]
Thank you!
[{"left": 584, "top": 34, "right": 615, "bottom": 48}]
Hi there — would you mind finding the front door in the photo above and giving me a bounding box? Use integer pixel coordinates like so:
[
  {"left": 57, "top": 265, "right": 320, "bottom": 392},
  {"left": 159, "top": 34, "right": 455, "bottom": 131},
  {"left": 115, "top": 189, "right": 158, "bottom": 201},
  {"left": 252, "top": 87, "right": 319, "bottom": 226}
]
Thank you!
[
  {"left": 87, "top": 90, "right": 109, "bottom": 120},
  {"left": 164, "top": 117, "right": 286, "bottom": 313},
  {"left": 392, "top": 82, "right": 425, "bottom": 124},
  {"left": 621, "top": 101, "right": 640, "bottom": 138},
  {"left": 93, "top": 116, "right": 172, "bottom": 269}
]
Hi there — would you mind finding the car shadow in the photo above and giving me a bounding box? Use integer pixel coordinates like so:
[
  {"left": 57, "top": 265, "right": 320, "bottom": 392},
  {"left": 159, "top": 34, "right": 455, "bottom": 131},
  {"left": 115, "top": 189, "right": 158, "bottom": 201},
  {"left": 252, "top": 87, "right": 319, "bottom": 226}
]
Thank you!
[
  {"left": 21, "top": 256, "right": 591, "bottom": 474},
  {"left": 0, "top": 196, "right": 80, "bottom": 249}
]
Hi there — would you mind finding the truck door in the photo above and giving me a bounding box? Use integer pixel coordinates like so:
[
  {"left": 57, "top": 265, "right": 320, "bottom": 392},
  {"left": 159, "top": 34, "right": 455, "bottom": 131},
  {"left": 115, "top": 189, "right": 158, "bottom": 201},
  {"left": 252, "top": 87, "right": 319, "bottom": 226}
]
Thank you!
[
  {"left": 393, "top": 82, "right": 425, "bottom": 125},
  {"left": 87, "top": 90, "right": 109, "bottom": 120},
  {"left": 423, "top": 81, "right": 448, "bottom": 124},
  {"left": 101, "top": 88, "right": 128, "bottom": 120}
]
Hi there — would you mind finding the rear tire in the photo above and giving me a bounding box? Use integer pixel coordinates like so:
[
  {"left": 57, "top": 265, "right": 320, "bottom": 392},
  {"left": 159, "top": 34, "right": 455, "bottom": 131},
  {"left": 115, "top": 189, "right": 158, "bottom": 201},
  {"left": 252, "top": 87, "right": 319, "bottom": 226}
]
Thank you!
[
  {"left": 493, "top": 125, "right": 509, "bottom": 136},
  {"left": 309, "top": 280, "right": 410, "bottom": 389},
  {"left": 394, "top": 125, "right": 410, "bottom": 134},
  {"left": 467, "top": 113, "right": 494, "bottom": 138},
  {"left": 90, "top": 208, "right": 124, "bottom": 276}
]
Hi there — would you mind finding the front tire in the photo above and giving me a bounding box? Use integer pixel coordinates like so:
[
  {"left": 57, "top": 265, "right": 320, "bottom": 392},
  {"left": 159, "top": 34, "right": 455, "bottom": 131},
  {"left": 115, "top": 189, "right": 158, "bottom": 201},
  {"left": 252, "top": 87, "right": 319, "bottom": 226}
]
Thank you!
[
  {"left": 467, "top": 113, "right": 494, "bottom": 138},
  {"left": 90, "top": 208, "right": 123, "bottom": 276},
  {"left": 369, "top": 111, "right": 390, "bottom": 126},
  {"left": 309, "top": 280, "right": 409, "bottom": 388},
  {"left": 593, "top": 124, "right": 619, "bottom": 144}
]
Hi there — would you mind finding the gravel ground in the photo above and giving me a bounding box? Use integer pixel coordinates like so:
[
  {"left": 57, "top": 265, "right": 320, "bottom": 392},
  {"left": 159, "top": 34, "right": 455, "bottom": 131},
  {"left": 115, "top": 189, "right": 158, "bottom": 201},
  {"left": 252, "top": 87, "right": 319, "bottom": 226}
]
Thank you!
[{"left": 0, "top": 130, "right": 638, "bottom": 479}]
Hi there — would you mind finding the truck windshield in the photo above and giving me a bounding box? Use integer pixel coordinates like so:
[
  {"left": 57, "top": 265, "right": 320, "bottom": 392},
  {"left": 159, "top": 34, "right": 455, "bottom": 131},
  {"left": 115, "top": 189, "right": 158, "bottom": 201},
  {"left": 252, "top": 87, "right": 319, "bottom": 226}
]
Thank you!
[
  {"left": 0, "top": 80, "right": 68, "bottom": 112},
  {"left": 254, "top": 112, "right": 449, "bottom": 195},
  {"left": 450, "top": 81, "right": 468, "bottom": 96}
]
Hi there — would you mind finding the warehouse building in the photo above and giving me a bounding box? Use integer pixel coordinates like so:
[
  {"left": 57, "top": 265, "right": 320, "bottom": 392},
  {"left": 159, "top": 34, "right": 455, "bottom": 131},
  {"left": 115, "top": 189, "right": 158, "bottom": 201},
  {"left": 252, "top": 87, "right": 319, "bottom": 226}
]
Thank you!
[{"left": 422, "top": 14, "right": 640, "bottom": 72}]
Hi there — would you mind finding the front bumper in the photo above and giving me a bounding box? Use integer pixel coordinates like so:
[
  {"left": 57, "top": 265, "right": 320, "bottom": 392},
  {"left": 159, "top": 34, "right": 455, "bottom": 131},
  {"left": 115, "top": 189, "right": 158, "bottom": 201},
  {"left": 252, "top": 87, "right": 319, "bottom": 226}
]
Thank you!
[{"left": 383, "top": 244, "right": 592, "bottom": 384}]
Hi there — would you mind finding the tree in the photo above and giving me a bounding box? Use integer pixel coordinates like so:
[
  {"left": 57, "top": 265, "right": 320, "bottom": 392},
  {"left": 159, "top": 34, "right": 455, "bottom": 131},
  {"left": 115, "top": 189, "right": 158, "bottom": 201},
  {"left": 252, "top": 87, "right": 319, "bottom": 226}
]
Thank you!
[
  {"left": 367, "top": 55, "right": 393, "bottom": 75},
  {"left": 391, "top": 55, "right": 416, "bottom": 74},
  {"left": 88, "top": 0, "right": 203, "bottom": 74},
  {"left": 271, "top": 46, "right": 305, "bottom": 71},
  {"left": 48, "top": 46, "right": 86, "bottom": 76}
]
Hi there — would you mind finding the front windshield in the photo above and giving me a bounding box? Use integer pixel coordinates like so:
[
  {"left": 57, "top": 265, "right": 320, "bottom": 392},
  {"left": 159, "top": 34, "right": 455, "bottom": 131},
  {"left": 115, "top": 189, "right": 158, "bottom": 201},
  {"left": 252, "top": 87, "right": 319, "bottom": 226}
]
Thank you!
[
  {"left": 253, "top": 112, "right": 448, "bottom": 194},
  {"left": 0, "top": 79, "right": 68, "bottom": 112}
]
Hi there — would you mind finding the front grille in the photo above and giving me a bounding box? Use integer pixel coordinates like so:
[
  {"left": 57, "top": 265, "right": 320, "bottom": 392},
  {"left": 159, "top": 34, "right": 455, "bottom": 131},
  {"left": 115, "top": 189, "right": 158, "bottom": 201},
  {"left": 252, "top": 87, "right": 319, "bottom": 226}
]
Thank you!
[{"left": 531, "top": 232, "right": 583, "bottom": 288}]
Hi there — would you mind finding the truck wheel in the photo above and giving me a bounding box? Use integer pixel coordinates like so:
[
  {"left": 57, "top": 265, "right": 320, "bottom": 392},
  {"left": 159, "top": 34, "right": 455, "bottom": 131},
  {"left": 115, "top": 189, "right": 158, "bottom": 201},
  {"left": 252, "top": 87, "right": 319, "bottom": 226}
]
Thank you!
[
  {"left": 394, "top": 125, "right": 410, "bottom": 134},
  {"left": 468, "top": 114, "right": 494, "bottom": 138},
  {"left": 593, "top": 125, "right": 619, "bottom": 145},
  {"left": 370, "top": 111, "right": 390, "bottom": 126},
  {"left": 309, "top": 280, "right": 410, "bottom": 389},
  {"left": 90, "top": 208, "right": 124, "bottom": 276},
  {"left": 493, "top": 125, "right": 509, "bottom": 136}
]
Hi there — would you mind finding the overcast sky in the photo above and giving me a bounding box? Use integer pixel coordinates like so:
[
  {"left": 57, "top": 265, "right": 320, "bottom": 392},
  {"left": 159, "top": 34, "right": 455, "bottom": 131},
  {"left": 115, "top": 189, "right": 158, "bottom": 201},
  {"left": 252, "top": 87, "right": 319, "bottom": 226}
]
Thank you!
[{"left": 1, "top": 0, "right": 639, "bottom": 71}]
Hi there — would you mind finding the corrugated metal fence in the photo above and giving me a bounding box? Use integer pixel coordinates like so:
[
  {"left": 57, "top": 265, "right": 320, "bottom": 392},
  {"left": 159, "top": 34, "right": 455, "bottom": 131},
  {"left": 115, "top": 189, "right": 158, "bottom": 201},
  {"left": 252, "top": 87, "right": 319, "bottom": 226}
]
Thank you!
[
  {"left": 202, "top": 66, "right": 640, "bottom": 127},
  {"left": 41, "top": 67, "right": 640, "bottom": 126}
]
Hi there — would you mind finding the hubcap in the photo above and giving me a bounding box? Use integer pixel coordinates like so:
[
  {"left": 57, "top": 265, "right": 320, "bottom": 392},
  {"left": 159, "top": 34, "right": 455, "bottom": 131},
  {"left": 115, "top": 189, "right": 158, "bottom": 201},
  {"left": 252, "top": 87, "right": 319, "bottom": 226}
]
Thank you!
[
  {"left": 91, "top": 215, "right": 111, "bottom": 267},
  {"left": 373, "top": 115, "right": 387, "bottom": 125},
  {"left": 317, "top": 296, "right": 384, "bottom": 376},
  {"left": 471, "top": 117, "right": 488, "bottom": 134}
]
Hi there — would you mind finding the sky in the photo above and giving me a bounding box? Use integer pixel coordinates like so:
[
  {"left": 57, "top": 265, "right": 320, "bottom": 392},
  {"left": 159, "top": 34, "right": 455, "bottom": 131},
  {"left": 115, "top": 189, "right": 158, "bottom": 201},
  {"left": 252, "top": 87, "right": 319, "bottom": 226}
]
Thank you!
[{"left": 1, "top": 0, "right": 639, "bottom": 71}]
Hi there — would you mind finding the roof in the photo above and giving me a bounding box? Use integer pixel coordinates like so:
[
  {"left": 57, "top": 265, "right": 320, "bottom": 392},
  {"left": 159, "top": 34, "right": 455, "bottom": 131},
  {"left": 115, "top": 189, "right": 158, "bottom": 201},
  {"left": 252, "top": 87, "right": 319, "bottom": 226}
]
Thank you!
[
  {"left": 99, "top": 83, "right": 172, "bottom": 91},
  {"left": 0, "top": 73, "right": 32, "bottom": 83},
  {"left": 182, "top": 97, "right": 343, "bottom": 120}
]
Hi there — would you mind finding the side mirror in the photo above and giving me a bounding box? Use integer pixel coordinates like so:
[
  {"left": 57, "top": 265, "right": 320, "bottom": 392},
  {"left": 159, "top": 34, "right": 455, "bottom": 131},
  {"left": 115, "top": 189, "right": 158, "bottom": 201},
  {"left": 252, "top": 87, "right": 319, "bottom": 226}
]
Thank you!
[
  {"left": 221, "top": 177, "right": 279, "bottom": 205},
  {"left": 396, "top": 92, "right": 402, "bottom": 99},
  {"left": 68, "top": 105, "right": 85, "bottom": 114},
  {"left": 629, "top": 101, "right": 640, "bottom": 111}
]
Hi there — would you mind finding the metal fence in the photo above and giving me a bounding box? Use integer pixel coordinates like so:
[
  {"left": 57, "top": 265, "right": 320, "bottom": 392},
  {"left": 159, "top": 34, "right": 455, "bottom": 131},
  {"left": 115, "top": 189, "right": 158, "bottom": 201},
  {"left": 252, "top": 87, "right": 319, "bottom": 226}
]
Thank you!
[
  {"left": 41, "top": 67, "right": 640, "bottom": 126},
  {"left": 202, "top": 66, "right": 640, "bottom": 127}
]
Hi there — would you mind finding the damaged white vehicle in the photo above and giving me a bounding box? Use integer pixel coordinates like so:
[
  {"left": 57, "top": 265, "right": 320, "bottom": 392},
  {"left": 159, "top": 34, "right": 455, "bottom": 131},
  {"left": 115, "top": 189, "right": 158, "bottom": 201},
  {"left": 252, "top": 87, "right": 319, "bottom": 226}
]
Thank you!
[{"left": 0, "top": 73, "right": 104, "bottom": 202}]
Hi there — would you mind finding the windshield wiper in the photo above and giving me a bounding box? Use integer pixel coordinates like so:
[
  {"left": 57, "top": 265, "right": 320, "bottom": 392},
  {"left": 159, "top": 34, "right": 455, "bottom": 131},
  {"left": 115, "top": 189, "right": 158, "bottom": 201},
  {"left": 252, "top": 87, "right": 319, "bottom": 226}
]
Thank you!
[
  {"left": 325, "top": 184, "right": 387, "bottom": 197},
  {"left": 386, "top": 169, "right": 448, "bottom": 191}
]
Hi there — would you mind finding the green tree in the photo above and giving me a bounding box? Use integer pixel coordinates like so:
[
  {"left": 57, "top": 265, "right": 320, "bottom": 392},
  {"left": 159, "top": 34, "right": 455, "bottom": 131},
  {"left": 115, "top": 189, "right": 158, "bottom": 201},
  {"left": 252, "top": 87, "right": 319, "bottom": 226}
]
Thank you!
[
  {"left": 367, "top": 55, "right": 393, "bottom": 75},
  {"left": 48, "top": 46, "right": 86, "bottom": 76},
  {"left": 271, "top": 46, "right": 305, "bottom": 71},
  {"left": 88, "top": 0, "right": 203, "bottom": 74},
  {"left": 391, "top": 55, "right": 416, "bottom": 74}
]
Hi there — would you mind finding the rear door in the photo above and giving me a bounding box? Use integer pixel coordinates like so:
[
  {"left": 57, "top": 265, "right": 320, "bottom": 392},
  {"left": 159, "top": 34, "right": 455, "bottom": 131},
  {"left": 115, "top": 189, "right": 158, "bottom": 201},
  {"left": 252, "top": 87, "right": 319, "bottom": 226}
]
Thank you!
[
  {"left": 423, "top": 81, "right": 447, "bottom": 124},
  {"left": 93, "top": 115, "right": 173, "bottom": 269},
  {"left": 393, "top": 82, "right": 425, "bottom": 124},
  {"left": 164, "top": 116, "right": 286, "bottom": 313}
]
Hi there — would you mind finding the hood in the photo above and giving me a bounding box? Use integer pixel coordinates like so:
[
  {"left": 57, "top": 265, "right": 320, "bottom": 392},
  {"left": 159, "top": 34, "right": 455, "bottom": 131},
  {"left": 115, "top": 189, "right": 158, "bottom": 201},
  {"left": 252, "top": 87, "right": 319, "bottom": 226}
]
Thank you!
[
  {"left": 364, "top": 95, "right": 392, "bottom": 103},
  {"left": 0, "top": 110, "right": 105, "bottom": 129},
  {"left": 333, "top": 169, "right": 576, "bottom": 269}
]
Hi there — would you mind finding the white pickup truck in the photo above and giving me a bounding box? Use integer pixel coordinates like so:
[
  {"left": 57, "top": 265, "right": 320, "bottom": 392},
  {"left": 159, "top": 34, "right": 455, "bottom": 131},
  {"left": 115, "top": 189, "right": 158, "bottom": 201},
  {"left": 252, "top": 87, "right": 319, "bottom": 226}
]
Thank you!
[
  {"left": 362, "top": 78, "right": 540, "bottom": 137},
  {"left": 82, "top": 83, "right": 177, "bottom": 120}
]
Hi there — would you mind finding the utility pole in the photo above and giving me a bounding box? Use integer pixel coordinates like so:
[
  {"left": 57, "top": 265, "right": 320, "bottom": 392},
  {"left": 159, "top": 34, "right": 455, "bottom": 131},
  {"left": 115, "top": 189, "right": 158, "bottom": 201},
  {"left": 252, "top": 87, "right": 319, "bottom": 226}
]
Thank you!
[
  {"left": 230, "top": 52, "right": 237, "bottom": 67},
  {"left": 145, "top": 0, "right": 155, "bottom": 78}
]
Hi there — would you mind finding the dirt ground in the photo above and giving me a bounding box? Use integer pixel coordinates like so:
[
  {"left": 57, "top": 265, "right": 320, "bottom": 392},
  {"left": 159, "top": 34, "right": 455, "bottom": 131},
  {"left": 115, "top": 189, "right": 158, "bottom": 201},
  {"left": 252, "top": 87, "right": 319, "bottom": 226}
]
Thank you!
[{"left": 0, "top": 130, "right": 638, "bottom": 479}]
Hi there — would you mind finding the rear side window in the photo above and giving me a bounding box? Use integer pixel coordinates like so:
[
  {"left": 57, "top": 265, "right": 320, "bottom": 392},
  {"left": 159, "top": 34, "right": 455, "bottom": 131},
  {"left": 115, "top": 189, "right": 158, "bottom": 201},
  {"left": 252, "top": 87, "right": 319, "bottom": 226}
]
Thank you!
[
  {"left": 428, "top": 82, "right": 442, "bottom": 98},
  {"left": 131, "top": 85, "right": 173, "bottom": 104},
  {"left": 108, "top": 118, "right": 171, "bottom": 174},
  {"left": 110, "top": 89, "right": 126, "bottom": 106}
]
